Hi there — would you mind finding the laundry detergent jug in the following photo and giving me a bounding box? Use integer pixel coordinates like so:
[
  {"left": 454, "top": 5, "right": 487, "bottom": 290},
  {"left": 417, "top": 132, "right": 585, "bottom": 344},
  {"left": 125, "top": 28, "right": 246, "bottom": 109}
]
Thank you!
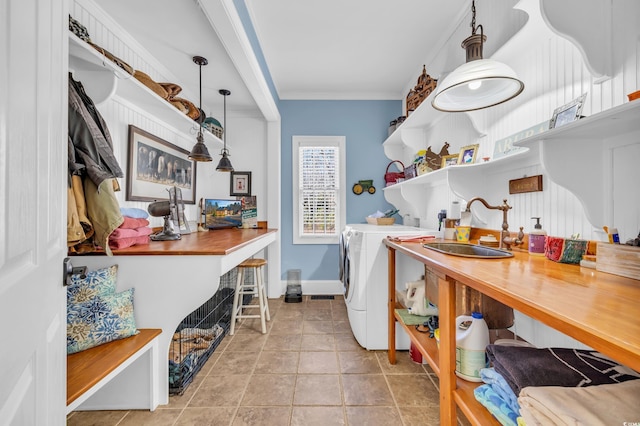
[{"left": 455, "top": 312, "right": 489, "bottom": 382}]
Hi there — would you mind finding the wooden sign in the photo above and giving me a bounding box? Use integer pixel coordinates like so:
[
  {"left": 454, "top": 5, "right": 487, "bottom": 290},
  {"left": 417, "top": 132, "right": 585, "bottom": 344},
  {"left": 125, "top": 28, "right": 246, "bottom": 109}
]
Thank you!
[
  {"left": 509, "top": 175, "right": 543, "bottom": 194},
  {"left": 493, "top": 121, "right": 549, "bottom": 159}
]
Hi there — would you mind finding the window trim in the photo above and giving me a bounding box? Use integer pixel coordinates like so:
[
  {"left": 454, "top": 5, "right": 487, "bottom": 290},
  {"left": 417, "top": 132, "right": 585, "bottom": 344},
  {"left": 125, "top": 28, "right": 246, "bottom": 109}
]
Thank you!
[{"left": 292, "top": 135, "right": 346, "bottom": 245}]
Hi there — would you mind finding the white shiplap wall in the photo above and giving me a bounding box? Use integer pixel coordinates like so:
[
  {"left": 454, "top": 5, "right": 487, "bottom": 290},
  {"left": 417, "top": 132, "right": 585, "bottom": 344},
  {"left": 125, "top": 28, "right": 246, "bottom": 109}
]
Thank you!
[{"left": 409, "top": 0, "right": 640, "bottom": 348}]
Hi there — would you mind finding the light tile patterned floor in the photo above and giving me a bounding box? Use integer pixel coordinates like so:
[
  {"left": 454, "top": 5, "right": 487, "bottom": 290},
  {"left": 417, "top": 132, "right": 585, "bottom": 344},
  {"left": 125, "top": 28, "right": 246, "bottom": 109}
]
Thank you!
[{"left": 67, "top": 296, "right": 455, "bottom": 426}]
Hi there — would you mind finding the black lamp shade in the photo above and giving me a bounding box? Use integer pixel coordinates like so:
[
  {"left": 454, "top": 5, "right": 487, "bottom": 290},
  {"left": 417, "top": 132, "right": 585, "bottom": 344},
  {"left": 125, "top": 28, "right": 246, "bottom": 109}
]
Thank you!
[
  {"left": 189, "top": 132, "right": 213, "bottom": 162},
  {"left": 216, "top": 150, "right": 234, "bottom": 172}
]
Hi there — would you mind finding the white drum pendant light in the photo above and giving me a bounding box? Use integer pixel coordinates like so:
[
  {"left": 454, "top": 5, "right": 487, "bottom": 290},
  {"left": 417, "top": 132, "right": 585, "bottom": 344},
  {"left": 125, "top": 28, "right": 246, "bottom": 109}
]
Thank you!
[{"left": 432, "top": 0, "right": 524, "bottom": 112}]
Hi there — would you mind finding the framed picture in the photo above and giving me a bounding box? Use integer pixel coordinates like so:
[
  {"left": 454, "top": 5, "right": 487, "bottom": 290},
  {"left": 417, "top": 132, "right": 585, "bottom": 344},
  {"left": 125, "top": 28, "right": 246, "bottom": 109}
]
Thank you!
[
  {"left": 549, "top": 93, "right": 587, "bottom": 129},
  {"left": 441, "top": 154, "right": 460, "bottom": 168},
  {"left": 230, "top": 171, "right": 252, "bottom": 196},
  {"left": 126, "top": 125, "right": 196, "bottom": 204},
  {"left": 458, "top": 144, "right": 479, "bottom": 165}
]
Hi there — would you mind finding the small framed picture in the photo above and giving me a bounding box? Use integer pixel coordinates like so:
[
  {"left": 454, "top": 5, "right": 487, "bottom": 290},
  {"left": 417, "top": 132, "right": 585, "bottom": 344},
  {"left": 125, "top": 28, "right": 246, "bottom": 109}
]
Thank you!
[
  {"left": 441, "top": 154, "right": 460, "bottom": 168},
  {"left": 549, "top": 93, "right": 587, "bottom": 129},
  {"left": 230, "top": 171, "right": 252, "bottom": 196},
  {"left": 457, "top": 144, "right": 479, "bottom": 165}
]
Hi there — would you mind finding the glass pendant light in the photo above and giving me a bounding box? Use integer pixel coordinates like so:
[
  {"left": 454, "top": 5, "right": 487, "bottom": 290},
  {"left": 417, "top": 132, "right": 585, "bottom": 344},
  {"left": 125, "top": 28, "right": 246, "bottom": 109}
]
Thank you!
[
  {"left": 432, "top": 0, "right": 524, "bottom": 112},
  {"left": 216, "top": 89, "right": 234, "bottom": 172},
  {"left": 189, "top": 56, "right": 213, "bottom": 162}
]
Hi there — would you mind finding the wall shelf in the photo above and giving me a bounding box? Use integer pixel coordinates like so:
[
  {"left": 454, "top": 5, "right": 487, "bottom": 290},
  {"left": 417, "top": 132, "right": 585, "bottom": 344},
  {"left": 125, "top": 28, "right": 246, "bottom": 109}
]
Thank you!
[
  {"left": 382, "top": 90, "right": 484, "bottom": 162},
  {"left": 68, "top": 33, "right": 223, "bottom": 149},
  {"left": 383, "top": 147, "right": 537, "bottom": 220},
  {"left": 384, "top": 98, "right": 640, "bottom": 231},
  {"left": 514, "top": 100, "right": 640, "bottom": 229}
]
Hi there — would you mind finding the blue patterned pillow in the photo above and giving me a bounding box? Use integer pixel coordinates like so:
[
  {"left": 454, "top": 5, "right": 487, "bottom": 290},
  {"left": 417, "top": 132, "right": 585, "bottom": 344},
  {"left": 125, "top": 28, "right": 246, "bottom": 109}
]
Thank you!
[
  {"left": 67, "top": 288, "right": 138, "bottom": 354},
  {"left": 67, "top": 265, "right": 118, "bottom": 304}
]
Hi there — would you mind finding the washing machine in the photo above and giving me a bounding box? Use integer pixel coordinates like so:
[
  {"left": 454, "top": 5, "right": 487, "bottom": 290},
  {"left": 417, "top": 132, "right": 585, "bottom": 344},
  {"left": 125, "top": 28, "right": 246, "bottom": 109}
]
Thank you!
[{"left": 341, "top": 223, "right": 439, "bottom": 350}]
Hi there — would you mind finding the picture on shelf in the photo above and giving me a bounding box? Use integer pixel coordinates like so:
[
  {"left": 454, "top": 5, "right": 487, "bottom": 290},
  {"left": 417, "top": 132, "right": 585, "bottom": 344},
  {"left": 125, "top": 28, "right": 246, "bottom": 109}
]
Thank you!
[
  {"left": 441, "top": 154, "right": 460, "bottom": 168},
  {"left": 457, "top": 144, "right": 479, "bottom": 165},
  {"left": 549, "top": 93, "right": 587, "bottom": 129}
]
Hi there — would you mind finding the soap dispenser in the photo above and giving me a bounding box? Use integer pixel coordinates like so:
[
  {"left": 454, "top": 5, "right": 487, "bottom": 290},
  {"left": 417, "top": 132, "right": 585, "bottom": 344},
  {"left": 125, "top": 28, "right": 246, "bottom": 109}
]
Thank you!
[{"left": 529, "top": 217, "right": 547, "bottom": 256}]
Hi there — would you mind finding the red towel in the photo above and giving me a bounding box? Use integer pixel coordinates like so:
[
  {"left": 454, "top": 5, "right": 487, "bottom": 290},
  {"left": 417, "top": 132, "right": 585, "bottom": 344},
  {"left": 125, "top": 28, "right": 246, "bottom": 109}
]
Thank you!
[
  {"left": 120, "top": 217, "right": 150, "bottom": 229},
  {"left": 109, "top": 235, "right": 150, "bottom": 250},
  {"left": 110, "top": 226, "right": 153, "bottom": 239}
]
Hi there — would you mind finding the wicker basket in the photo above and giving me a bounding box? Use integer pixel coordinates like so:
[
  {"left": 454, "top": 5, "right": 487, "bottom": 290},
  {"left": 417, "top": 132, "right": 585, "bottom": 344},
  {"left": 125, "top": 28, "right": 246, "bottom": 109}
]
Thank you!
[{"left": 366, "top": 217, "right": 395, "bottom": 225}]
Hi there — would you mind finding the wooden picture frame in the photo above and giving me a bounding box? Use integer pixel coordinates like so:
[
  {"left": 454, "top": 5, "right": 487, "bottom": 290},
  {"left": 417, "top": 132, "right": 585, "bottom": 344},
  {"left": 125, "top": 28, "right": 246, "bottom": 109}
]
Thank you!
[
  {"left": 126, "top": 125, "right": 196, "bottom": 204},
  {"left": 230, "top": 171, "right": 252, "bottom": 196},
  {"left": 549, "top": 93, "right": 587, "bottom": 129},
  {"left": 441, "top": 154, "right": 459, "bottom": 168},
  {"left": 458, "top": 144, "right": 479, "bottom": 165}
]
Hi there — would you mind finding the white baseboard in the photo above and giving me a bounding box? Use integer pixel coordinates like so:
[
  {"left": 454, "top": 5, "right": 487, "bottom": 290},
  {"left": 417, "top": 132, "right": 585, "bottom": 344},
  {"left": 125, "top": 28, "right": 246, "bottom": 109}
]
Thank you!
[{"left": 275, "top": 280, "right": 343, "bottom": 296}]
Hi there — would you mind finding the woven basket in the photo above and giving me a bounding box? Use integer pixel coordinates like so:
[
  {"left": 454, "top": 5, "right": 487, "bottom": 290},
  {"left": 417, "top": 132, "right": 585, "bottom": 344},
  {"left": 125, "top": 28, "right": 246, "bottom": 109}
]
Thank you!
[
  {"left": 384, "top": 160, "right": 405, "bottom": 186},
  {"left": 366, "top": 217, "right": 395, "bottom": 225}
]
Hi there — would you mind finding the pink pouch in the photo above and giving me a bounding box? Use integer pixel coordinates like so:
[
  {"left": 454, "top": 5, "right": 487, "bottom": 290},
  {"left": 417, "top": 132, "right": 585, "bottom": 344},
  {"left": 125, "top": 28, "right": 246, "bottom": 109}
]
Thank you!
[{"left": 544, "top": 236, "right": 564, "bottom": 262}]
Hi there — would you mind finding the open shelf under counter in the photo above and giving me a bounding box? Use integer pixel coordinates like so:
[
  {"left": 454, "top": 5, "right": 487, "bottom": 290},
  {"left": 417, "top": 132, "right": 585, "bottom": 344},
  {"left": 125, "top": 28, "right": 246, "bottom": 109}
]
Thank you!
[
  {"left": 393, "top": 303, "right": 500, "bottom": 426},
  {"left": 68, "top": 32, "right": 223, "bottom": 150}
]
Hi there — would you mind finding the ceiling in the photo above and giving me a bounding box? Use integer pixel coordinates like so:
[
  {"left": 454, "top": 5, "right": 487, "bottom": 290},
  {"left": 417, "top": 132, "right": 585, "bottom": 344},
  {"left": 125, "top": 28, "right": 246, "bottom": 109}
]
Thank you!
[
  {"left": 94, "top": 0, "right": 478, "bottom": 117},
  {"left": 245, "top": 0, "right": 469, "bottom": 100}
]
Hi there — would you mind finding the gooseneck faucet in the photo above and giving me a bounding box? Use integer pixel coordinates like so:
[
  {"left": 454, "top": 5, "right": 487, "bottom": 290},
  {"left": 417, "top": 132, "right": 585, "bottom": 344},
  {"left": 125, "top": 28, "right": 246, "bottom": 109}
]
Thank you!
[{"left": 464, "top": 197, "right": 524, "bottom": 250}]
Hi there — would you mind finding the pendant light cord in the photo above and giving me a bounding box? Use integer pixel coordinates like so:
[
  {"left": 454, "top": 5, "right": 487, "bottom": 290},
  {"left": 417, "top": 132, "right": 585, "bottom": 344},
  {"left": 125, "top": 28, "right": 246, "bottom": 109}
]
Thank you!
[{"left": 470, "top": 0, "right": 484, "bottom": 52}]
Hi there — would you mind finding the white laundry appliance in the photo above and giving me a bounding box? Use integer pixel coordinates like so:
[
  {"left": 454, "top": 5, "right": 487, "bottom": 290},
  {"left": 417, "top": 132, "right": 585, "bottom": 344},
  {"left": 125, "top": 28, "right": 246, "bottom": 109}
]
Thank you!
[{"left": 341, "top": 223, "right": 438, "bottom": 350}]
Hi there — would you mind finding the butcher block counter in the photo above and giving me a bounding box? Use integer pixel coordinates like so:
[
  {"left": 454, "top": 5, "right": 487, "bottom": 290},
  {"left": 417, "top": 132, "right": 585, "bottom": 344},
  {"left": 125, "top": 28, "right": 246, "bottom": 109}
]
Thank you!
[
  {"left": 383, "top": 238, "right": 640, "bottom": 426},
  {"left": 104, "top": 227, "right": 277, "bottom": 256},
  {"left": 70, "top": 228, "right": 278, "bottom": 408}
]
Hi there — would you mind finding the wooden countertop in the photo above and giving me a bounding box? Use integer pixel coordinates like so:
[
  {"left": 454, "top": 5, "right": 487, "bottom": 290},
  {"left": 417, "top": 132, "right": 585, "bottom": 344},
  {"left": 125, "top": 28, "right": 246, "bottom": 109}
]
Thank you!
[
  {"left": 77, "top": 228, "right": 277, "bottom": 256},
  {"left": 384, "top": 239, "right": 640, "bottom": 373}
]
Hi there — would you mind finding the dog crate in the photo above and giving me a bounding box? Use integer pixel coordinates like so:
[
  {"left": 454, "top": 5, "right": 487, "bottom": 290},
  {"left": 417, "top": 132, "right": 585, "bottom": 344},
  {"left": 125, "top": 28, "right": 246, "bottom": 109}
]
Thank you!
[{"left": 168, "top": 267, "right": 252, "bottom": 395}]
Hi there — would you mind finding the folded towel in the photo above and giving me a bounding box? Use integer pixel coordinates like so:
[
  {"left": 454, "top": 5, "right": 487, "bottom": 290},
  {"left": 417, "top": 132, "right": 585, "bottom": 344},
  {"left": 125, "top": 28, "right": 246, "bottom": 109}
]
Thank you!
[
  {"left": 109, "top": 235, "right": 150, "bottom": 250},
  {"left": 119, "top": 216, "right": 150, "bottom": 229},
  {"left": 518, "top": 379, "right": 640, "bottom": 425},
  {"left": 110, "top": 226, "right": 152, "bottom": 239},
  {"left": 474, "top": 384, "right": 518, "bottom": 426},
  {"left": 480, "top": 368, "right": 520, "bottom": 416},
  {"left": 120, "top": 207, "right": 149, "bottom": 219},
  {"left": 395, "top": 308, "right": 434, "bottom": 326},
  {"left": 487, "top": 345, "right": 640, "bottom": 396}
]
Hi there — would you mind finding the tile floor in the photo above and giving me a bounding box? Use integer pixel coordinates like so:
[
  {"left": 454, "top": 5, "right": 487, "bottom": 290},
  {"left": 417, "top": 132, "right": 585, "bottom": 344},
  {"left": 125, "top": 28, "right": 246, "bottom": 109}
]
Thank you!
[{"left": 67, "top": 296, "right": 464, "bottom": 426}]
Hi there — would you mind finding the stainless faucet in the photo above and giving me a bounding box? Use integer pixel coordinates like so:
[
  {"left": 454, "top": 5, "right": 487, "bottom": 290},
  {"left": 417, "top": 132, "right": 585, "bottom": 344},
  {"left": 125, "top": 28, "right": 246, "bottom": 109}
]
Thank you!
[{"left": 464, "top": 197, "right": 524, "bottom": 250}]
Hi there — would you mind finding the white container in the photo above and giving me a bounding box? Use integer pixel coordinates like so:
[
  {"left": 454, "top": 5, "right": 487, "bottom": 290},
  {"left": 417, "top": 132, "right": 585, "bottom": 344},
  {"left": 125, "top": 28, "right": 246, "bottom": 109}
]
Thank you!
[{"left": 455, "top": 312, "right": 490, "bottom": 382}]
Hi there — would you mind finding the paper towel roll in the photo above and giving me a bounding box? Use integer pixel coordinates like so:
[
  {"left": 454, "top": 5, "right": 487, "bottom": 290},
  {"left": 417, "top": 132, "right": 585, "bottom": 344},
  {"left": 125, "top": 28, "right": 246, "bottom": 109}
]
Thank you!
[{"left": 450, "top": 201, "right": 461, "bottom": 219}]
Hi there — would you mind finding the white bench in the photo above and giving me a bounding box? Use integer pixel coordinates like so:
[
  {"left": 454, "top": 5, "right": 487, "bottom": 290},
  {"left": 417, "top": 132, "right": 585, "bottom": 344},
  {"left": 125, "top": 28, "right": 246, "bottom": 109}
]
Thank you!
[{"left": 66, "top": 328, "right": 162, "bottom": 414}]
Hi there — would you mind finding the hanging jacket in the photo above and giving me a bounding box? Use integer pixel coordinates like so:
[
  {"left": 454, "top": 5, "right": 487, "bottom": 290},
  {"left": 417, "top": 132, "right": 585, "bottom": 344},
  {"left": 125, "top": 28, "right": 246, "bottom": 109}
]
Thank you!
[{"left": 68, "top": 73, "right": 123, "bottom": 187}]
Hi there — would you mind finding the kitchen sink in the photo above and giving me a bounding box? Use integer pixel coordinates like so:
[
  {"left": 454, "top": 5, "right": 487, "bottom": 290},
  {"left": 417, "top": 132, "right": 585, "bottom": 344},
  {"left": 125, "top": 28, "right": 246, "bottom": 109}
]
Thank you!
[{"left": 423, "top": 242, "right": 514, "bottom": 259}]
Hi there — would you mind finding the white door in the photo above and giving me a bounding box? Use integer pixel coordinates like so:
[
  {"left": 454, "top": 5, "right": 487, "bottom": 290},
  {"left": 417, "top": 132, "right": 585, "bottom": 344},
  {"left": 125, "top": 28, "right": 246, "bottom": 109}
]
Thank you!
[{"left": 0, "top": 0, "right": 67, "bottom": 424}]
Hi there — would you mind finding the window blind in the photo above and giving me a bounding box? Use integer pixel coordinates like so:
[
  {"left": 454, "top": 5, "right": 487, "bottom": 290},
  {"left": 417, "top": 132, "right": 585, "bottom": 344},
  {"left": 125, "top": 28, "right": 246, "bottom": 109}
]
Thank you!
[{"left": 299, "top": 145, "right": 339, "bottom": 236}]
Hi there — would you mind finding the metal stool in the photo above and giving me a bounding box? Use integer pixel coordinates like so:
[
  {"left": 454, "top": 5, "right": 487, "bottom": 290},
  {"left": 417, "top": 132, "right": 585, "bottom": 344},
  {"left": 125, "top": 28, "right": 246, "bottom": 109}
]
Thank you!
[{"left": 230, "top": 258, "right": 271, "bottom": 335}]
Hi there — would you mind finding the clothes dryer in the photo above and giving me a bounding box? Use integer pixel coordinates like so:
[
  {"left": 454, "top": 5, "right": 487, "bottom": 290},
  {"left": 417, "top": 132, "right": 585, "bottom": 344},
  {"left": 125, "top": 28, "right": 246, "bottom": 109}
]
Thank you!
[{"left": 341, "top": 223, "right": 438, "bottom": 350}]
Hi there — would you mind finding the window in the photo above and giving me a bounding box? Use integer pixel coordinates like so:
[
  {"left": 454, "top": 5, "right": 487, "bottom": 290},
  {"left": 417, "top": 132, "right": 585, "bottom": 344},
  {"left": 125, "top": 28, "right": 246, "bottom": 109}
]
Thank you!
[{"left": 292, "top": 136, "right": 346, "bottom": 244}]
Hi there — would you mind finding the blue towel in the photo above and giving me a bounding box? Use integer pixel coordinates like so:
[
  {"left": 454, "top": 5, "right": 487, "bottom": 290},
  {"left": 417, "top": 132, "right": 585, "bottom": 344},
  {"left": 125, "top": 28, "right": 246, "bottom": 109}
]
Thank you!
[
  {"left": 480, "top": 368, "right": 520, "bottom": 416},
  {"left": 474, "top": 384, "right": 519, "bottom": 426},
  {"left": 120, "top": 207, "right": 149, "bottom": 219}
]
